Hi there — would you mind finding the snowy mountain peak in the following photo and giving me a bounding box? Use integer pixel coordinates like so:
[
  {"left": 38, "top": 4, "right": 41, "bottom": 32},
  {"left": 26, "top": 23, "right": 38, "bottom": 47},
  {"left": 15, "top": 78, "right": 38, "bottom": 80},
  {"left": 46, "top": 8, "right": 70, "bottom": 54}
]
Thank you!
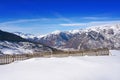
[
  {"left": 68, "top": 29, "right": 82, "bottom": 34},
  {"left": 87, "top": 23, "right": 120, "bottom": 31},
  {"left": 51, "top": 30, "right": 61, "bottom": 35},
  {"left": 14, "top": 32, "right": 35, "bottom": 39},
  {"left": 86, "top": 23, "right": 120, "bottom": 35}
]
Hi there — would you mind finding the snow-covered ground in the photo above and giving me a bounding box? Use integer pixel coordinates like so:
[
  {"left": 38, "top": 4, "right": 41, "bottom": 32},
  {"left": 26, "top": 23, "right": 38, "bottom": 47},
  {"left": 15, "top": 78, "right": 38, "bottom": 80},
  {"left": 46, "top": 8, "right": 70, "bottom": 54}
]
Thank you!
[
  {"left": 110, "top": 50, "right": 120, "bottom": 56},
  {"left": 0, "top": 50, "right": 120, "bottom": 80}
]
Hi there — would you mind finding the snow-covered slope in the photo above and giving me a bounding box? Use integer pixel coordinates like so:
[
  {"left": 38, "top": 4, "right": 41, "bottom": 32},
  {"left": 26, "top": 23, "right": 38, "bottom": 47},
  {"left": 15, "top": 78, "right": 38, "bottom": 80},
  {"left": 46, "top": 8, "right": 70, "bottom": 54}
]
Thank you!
[
  {"left": 0, "top": 30, "right": 52, "bottom": 54},
  {"left": 87, "top": 24, "right": 120, "bottom": 34},
  {"left": 0, "top": 41, "right": 51, "bottom": 54},
  {"left": 0, "top": 50, "right": 120, "bottom": 80},
  {"left": 110, "top": 50, "right": 120, "bottom": 56}
]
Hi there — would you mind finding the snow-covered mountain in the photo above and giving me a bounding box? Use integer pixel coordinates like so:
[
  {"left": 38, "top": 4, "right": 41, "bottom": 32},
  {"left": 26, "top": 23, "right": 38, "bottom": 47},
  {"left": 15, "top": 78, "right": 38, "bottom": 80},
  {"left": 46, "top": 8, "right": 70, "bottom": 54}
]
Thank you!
[
  {"left": 14, "top": 23, "right": 120, "bottom": 50},
  {"left": 14, "top": 32, "right": 35, "bottom": 39},
  {"left": 0, "top": 30, "right": 52, "bottom": 54}
]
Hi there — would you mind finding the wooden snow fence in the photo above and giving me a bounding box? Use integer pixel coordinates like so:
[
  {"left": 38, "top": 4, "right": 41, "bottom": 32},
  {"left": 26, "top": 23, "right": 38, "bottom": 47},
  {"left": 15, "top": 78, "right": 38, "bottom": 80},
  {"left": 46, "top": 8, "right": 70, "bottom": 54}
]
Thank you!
[
  {"left": 0, "top": 52, "right": 51, "bottom": 65},
  {"left": 0, "top": 54, "right": 30, "bottom": 65},
  {"left": 52, "top": 48, "right": 109, "bottom": 57},
  {"left": 0, "top": 48, "right": 109, "bottom": 65}
]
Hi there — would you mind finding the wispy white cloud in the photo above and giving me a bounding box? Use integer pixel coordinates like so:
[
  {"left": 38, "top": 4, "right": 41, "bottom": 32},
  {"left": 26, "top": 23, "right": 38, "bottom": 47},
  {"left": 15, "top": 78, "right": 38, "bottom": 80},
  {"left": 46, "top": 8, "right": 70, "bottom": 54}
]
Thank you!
[
  {"left": 53, "top": 12, "right": 74, "bottom": 23},
  {"left": 82, "top": 17, "right": 109, "bottom": 20},
  {"left": 0, "top": 18, "right": 50, "bottom": 25},
  {"left": 0, "top": 18, "right": 66, "bottom": 34},
  {"left": 0, "top": 17, "right": 73, "bottom": 26},
  {"left": 0, "top": 25, "right": 35, "bottom": 33},
  {"left": 0, "top": 17, "right": 120, "bottom": 34},
  {"left": 60, "top": 20, "right": 120, "bottom": 27}
]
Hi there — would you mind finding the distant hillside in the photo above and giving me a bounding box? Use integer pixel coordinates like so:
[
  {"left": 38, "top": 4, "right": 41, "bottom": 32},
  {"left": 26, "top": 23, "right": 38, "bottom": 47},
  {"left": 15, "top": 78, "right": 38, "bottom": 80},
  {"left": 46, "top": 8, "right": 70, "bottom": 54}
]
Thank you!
[
  {"left": 0, "top": 30, "right": 26, "bottom": 42},
  {"left": 0, "top": 30, "right": 52, "bottom": 55}
]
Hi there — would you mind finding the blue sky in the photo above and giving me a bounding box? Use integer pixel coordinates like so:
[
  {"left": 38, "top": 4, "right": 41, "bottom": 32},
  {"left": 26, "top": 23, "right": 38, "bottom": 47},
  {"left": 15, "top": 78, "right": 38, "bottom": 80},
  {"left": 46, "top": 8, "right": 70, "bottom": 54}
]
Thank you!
[{"left": 0, "top": 0, "right": 120, "bottom": 34}]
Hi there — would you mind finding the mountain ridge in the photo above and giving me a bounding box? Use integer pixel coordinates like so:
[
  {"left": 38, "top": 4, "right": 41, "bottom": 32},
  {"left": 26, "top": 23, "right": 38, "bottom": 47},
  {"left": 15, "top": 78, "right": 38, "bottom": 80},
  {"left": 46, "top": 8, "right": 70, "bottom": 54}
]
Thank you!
[{"left": 14, "top": 23, "right": 120, "bottom": 50}]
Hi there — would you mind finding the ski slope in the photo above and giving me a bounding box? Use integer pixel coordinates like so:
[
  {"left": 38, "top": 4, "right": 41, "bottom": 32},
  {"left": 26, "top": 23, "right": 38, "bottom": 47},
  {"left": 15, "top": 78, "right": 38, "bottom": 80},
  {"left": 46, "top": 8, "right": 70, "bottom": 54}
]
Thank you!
[{"left": 0, "top": 50, "right": 120, "bottom": 80}]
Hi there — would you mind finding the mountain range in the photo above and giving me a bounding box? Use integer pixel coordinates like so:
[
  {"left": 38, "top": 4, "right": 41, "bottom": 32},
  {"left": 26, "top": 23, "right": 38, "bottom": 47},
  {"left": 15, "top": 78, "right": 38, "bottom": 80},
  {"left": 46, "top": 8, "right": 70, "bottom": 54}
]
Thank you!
[
  {"left": 1, "top": 23, "right": 120, "bottom": 55},
  {"left": 14, "top": 24, "right": 120, "bottom": 50}
]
